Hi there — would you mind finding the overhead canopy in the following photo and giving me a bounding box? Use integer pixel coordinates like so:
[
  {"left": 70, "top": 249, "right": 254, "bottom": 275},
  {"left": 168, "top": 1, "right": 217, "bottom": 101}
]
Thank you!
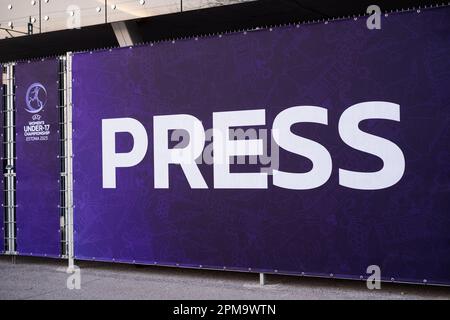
[{"left": 0, "top": 0, "right": 444, "bottom": 62}]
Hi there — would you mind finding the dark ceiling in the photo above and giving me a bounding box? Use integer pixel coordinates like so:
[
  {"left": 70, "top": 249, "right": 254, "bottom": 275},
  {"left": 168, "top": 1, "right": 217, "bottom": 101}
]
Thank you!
[{"left": 0, "top": 0, "right": 446, "bottom": 62}]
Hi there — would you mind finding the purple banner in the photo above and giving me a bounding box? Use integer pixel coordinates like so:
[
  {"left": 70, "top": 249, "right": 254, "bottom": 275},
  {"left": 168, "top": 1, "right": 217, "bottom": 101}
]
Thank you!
[
  {"left": 0, "top": 64, "right": 4, "bottom": 254},
  {"left": 15, "top": 59, "right": 60, "bottom": 257},
  {"left": 73, "top": 7, "right": 450, "bottom": 284}
]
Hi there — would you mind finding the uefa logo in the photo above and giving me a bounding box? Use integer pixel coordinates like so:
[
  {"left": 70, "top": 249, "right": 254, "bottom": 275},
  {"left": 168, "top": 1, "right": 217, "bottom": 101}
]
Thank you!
[{"left": 25, "top": 83, "right": 47, "bottom": 114}]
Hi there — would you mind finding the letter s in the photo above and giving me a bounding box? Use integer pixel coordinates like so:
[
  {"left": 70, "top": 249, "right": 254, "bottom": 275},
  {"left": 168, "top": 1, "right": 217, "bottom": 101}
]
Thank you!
[
  {"left": 272, "top": 106, "right": 332, "bottom": 190},
  {"left": 339, "top": 101, "right": 405, "bottom": 190}
]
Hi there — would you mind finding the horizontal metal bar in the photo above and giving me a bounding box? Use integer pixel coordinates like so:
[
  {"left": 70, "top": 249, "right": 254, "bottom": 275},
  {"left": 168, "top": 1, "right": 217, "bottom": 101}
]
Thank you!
[
  {"left": 3, "top": 173, "right": 16, "bottom": 177},
  {"left": 3, "top": 252, "right": 18, "bottom": 256}
]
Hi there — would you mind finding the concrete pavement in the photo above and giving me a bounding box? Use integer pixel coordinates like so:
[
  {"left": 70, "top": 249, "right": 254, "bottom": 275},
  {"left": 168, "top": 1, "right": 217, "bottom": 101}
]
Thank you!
[{"left": 0, "top": 256, "right": 449, "bottom": 300}]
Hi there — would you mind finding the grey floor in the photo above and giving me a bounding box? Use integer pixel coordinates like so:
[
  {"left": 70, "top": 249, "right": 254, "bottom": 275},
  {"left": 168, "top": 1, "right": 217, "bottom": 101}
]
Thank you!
[{"left": 0, "top": 256, "right": 449, "bottom": 300}]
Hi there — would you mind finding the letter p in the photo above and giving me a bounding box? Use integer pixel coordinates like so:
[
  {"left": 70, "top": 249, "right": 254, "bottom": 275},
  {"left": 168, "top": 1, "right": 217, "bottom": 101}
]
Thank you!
[{"left": 102, "top": 118, "right": 148, "bottom": 188}]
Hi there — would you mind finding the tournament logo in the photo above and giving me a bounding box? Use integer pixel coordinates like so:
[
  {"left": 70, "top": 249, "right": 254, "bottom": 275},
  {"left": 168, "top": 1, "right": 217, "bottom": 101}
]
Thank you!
[{"left": 25, "top": 83, "right": 47, "bottom": 114}]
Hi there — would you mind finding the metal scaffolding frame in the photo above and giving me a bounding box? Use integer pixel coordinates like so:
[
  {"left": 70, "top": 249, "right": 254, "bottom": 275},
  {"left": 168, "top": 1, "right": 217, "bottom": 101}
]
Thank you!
[
  {"left": 2, "top": 63, "right": 17, "bottom": 256},
  {"left": 58, "top": 53, "right": 74, "bottom": 269}
]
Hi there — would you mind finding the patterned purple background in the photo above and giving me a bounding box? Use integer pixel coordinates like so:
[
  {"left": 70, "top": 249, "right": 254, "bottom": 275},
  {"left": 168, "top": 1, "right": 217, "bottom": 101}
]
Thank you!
[
  {"left": 0, "top": 64, "right": 4, "bottom": 254},
  {"left": 15, "top": 59, "right": 60, "bottom": 257},
  {"left": 73, "top": 7, "right": 450, "bottom": 284}
]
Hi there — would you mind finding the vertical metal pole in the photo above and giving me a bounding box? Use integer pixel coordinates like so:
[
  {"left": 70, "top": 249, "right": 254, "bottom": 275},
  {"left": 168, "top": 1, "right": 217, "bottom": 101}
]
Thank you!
[
  {"left": 105, "top": 0, "right": 108, "bottom": 24},
  {"left": 65, "top": 53, "right": 74, "bottom": 270},
  {"left": 6, "top": 64, "right": 14, "bottom": 254},
  {"left": 39, "top": 0, "right": 42, "bottom": 33},
  {"left": 1, "top": 66, "right": 5, "bottom": 254},
  {"left": 28, "top": 17, "right": 34, "bottom": 35},
  {"left": 58, "top": 54, "right": 74, "bottom": 270},
  {"left": 3, "top": 63, "right": 16, "bottom": 256},
  {"left": 58, "top": 57, "right": 67, "bottom": 260},
  {"left": 181, "top": 0, "right": 183, "bottom": 12},
  {"left": 260, "top": 273, "right": 266, "bottom": 286}
]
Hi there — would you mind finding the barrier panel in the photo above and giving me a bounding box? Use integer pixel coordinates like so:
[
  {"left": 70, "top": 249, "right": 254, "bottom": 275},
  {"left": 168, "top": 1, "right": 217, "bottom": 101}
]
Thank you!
[
  {"left": 72, "top": 6, "right": 450, "bottom": 285},
  {"left": 73, "top": 7, "right": 450, "bottom": 284},
  {"left": 0, "top": 6, "right": 448, "bottom": 285},
  {"left": 15, "top": 59, "right": 61, "bottom": 257},
  {"left": 0, "top": 64, "right": 4, "bottom": 254}
]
